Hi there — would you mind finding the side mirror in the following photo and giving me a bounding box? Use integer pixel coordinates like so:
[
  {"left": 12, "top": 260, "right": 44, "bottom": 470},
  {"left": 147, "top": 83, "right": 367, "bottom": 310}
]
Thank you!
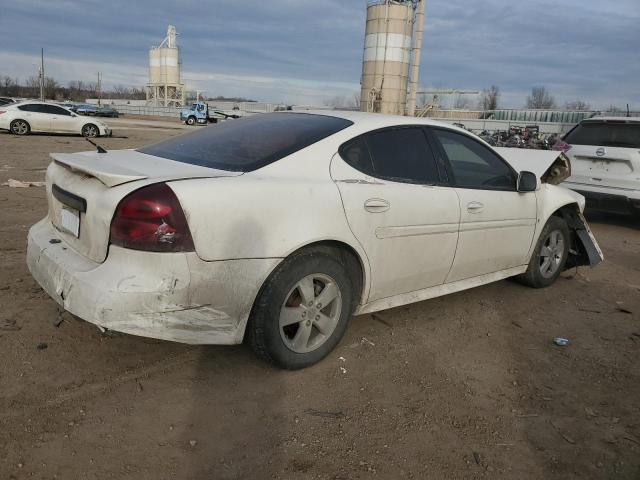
[{"left": 517, "top": 171, "right": 537, "bottom": 192}]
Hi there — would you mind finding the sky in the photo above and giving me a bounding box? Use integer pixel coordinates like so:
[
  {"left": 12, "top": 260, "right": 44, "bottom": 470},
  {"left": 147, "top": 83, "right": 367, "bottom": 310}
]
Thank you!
[{"left": 0, "top": 0, "right": 638, "bottom": 109}]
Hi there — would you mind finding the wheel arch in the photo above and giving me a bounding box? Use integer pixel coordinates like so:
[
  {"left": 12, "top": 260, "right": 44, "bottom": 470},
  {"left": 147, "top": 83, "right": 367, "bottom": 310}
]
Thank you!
[{"left": 547, "top": 202, "right": 603, "bottom": 268}]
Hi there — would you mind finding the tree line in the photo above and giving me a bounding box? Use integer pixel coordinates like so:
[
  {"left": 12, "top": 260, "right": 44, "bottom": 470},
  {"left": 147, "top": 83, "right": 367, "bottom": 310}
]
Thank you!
[{"left": 0, "top": 75, "right": 146, "bottom": 102}]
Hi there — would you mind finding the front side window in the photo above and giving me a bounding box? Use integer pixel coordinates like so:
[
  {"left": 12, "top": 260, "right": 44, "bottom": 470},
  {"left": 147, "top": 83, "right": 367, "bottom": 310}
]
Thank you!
[
  {"left": 340, "top": 127, "right": 440, "bottom": 184},
  {"left": 432, "top": 129, "right": 515, "bottom": 190},
  {"left": 139, "top": 113, "right": 353, "bottom": 172}
]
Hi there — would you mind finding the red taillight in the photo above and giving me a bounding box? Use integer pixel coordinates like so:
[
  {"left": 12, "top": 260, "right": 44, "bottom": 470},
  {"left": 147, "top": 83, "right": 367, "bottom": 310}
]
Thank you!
[
  {"left": 552, "top": 140, "right": 572, "bottom": 153},
  {"left": 110, "top": 183, "right": 194, "bottom": 252}
]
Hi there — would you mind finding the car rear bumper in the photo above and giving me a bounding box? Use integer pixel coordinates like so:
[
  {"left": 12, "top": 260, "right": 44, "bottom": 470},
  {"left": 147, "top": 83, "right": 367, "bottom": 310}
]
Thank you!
[
  {"left": 27, "top": 218, "right": 279, "bottom": 345},
  {"left": 562, "top": 182, "right": 640, "bottom": 214}
]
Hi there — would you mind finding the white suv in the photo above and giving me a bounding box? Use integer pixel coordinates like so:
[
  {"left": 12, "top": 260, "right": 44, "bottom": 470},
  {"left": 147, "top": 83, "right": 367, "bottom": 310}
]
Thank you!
[
  {"left": 0, "top": 101, "right": 111, "bottom": 137},
  {"left": 555, "top": 117, "right": 640, "bottom": 217}
]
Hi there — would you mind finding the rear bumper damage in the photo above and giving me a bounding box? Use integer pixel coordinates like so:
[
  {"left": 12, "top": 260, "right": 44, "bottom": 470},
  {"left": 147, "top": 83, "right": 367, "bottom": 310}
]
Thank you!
[{"left": 27, "top": 218, "right": 279, "bottom": 345}]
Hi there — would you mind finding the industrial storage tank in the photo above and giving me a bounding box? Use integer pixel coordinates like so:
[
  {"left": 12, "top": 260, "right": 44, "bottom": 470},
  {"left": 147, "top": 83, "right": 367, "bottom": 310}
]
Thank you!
[
  {"left": 146, "top": 25, "right": 185, "bottom": 107},
  {"left": 360, "top": 0, "right": 424, "bottom": 116}
]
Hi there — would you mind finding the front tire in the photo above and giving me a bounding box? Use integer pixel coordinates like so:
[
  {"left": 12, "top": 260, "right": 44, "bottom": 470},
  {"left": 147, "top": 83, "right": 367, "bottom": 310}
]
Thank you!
[
  {"left": 10, "top": 119, "right": 30, "bottom": 135},
  {"left": 82, "top": 123, "right": 99, "bottom": 138},
  {"left": 186, "top": 116, "right": 196, "bottom": 126},
  {"left": 248, "top": 248, "right": 355, "bottom": 370},
  {"left": 517, "top": 216, "right": 570, "bottom": 288}
]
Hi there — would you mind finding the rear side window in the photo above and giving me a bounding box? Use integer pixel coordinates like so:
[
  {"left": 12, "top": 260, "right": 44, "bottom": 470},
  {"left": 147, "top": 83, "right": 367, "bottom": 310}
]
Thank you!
[
  {"left": 139, "top": 113, "right": 353, "bottom": 172},
  {"left": 40, "top": 105, "right": 71, "bottom": 116},
  {"left": 340, "top": 127, "right": 440, "bottom": 184},
  {"left": 432, "top": 129, "right": 515, "bottom": 190},
  {"left": 564, "top": 121, "right": 640, "bottom": 148}
]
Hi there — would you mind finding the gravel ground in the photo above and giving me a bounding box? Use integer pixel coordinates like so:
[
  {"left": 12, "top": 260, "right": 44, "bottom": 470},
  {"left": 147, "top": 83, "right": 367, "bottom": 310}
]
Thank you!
[{"left": 1, "top": 119, "right": 639, "bottom": 480}]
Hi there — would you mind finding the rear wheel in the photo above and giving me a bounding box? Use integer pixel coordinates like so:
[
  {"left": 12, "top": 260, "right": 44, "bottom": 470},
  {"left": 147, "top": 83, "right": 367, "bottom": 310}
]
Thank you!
[
  {"left": 10, "top": 119, "right": 30, "bottom": 135},
  {"left": 248, "top": 248, "right": 354, "bottom": 369},
  {"left": 517, "top": 216, "right": 570, "bottom": 288},
  {"left": 82, "top": 123, "right": 99, "bottom": 138}
]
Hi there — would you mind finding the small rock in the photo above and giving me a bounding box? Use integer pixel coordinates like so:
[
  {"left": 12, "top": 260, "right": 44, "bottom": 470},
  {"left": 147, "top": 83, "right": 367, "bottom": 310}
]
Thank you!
[
  {"left": 37, "top": 342, "right": 48, "bottom": 350},
  {"left": 189, "top": 440, "right": 197, "bottom": 447}
]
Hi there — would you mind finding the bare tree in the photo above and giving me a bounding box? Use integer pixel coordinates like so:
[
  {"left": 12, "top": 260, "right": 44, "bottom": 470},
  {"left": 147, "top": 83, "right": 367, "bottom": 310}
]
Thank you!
[
  {"left": 452, "top": 94, "right": 471, "bottom": 110},
  {"left": 564, "top": 99, "right": 590, "bottom": 111},
  {"left": 479, "top": 85, "right": 500, "bottom": 111},
  {"left": 526, "top": 86, "right": 556, "bottom": 109}
]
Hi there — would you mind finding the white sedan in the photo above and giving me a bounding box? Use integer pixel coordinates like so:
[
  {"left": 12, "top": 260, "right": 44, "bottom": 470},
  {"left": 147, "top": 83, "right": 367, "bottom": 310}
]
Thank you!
[
  {"left": 27, "top": 112, "right": 602, "bottom": 369},
  {"left": 0, "top": 101, "right": 111, "bottom": 137}
]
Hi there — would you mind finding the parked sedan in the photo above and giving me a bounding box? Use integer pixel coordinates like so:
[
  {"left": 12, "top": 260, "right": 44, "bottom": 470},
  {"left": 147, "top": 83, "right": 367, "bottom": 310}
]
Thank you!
[
  {"left": 27, "top": 112, "right": 602, "bottom": 369},
  {"left": 0, "top": 101, "right": 111, "bottom": 137},
  {"left": 76, "top": 104, "right": 119, "bottom": 118},
  {"left": 554, "top": 117, "right": 640, "bottom": 216}
]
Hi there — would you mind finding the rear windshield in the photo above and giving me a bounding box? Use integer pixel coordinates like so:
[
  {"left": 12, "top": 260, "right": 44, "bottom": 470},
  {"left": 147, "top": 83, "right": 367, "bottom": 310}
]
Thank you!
[
  {"left": 565, "top": 121, "right": 640, "bottom": 149},
  {"left": 138, "top": 113, "right": 353, "bottom": 172}
]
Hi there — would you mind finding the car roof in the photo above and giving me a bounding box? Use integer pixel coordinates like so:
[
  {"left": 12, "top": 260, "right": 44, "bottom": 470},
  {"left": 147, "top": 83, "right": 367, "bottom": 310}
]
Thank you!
[
  {"left": 581, "top": 116, "right": 640, "bottom": 123},
  {"left": 285, "top": 109, "right": 469, "bottom": 133}
]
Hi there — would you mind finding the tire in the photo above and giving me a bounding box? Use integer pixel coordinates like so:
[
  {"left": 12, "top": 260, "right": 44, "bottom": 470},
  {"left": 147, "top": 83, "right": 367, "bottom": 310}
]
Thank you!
[
  {"left": 517, "top": 216, "right": 570, "bottom": 288},
  {"left": 186, "top": 116, "right": 196, "bottom": 126},
  {"left": 10, "top": 119, "right": 30, "bottom": 135},
  {"left": 82, "top": 124, "right": 99, "bottom": 138},
  {"left": 248, "top": 248, "right": 355, "bottom": 370}
]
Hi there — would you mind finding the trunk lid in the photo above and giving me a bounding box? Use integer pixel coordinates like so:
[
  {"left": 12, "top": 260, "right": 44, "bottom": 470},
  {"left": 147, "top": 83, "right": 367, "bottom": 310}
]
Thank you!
[
  {"left": 565, "top": 144, "right": 640, "bottom": 190},
  {"left": 46, "top": 149, "right": 241, "bottom": 263}
]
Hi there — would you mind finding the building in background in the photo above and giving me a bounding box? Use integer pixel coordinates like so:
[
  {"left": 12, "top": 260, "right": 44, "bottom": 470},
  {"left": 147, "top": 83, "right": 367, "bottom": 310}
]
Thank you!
[
  {"left": 146, "top": 25, "right": 186, "bottom": 108},
  {"left": 360, "top": 0, "right": 425, "bottom": 116}
]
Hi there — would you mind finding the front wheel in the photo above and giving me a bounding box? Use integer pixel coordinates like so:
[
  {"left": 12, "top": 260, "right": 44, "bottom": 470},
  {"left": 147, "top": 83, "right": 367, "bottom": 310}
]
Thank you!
[
  {"left": 517, "top": 216, "right": 570, "bottom": 288},
  {"left": 186, "top": 116, "right": 196, "bottom": 126},
  {"left": 248, "top": 248, "right": 354, "bottom": 369},
  {"left": 82, "top": 124, "right": 99, "bottom": 138}
]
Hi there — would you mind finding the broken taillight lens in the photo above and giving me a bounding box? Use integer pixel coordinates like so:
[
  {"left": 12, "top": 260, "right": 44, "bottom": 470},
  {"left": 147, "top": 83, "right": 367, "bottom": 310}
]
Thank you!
[
  {"left": 110, "top": 183, "right": 194, "bottom": 252},
  {"left": 552, "top": 140, "right": 572, "bottom": 153}
]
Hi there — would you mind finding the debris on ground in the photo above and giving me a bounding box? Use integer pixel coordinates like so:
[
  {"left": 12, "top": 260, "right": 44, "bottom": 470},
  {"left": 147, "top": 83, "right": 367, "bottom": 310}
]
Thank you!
[
  {"left": 553, "top": 337, "right": 570, "bottom": 347},
  {"left": 36, "top": 342, "right": 48, "bottom": 350},
  {"left": 189, "top": 440, "right": 197, "bottom": 447},
  {"left": 0, "top": 319, "right": 21, "bottom": 331},
  {"left": 2, "top": 178, "right": 46, "bottom": 188},
  {"left": 361, "top": 337, "right": 375, "bottom": 347}
]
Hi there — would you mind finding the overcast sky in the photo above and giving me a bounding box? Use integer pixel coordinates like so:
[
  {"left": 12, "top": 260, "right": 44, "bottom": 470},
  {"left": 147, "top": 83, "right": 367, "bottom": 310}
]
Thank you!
[{"left": 1, "top": 0, "right": 638, "bottom": 108}]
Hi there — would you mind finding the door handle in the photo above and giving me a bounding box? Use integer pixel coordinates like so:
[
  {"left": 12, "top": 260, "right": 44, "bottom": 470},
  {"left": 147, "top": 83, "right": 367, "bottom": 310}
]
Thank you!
[
  {"left": 364, "top": 198, "right": 390, "bottom": 213},
  {"left": 467, "top": 201, "right": 484, "bottom": 213}
]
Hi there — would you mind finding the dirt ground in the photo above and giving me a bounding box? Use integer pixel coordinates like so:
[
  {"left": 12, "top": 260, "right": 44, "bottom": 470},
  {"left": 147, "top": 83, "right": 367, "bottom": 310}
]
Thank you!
[{"left": 1, "top": 118, "right": 639, "bottom": 480}]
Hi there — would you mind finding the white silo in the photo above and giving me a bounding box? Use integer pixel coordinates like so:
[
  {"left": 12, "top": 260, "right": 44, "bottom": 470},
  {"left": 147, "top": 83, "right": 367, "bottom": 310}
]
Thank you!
[
  {"left": 146, "top": 25, "right": 186, "bottom": 107},
  {"left": 360, "top": 1, "right": 426, "bottom": 116}
]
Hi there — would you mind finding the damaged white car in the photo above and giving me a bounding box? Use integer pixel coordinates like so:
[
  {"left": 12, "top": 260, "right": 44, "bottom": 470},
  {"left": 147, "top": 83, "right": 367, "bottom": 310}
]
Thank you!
[{"left": 27, "top": 112, "right": 603, "bottom": 369}]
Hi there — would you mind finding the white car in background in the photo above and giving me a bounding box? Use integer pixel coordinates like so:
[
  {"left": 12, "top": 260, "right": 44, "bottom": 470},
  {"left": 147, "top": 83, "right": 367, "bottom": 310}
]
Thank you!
[
  {"left": 554, "top": 117, "right": 640, "bottom": 217},
  {"left": 0, "top": 101, "right": 111, "bottom": 137},
  {"left": 27, "top": 112, "right": 602, "bottom": 369}
]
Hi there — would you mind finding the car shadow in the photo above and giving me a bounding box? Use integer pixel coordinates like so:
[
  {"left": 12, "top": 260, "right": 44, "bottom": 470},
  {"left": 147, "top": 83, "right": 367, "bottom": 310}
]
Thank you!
[{"left": 584, "top": 209, "right": 639, "bottom": 231}]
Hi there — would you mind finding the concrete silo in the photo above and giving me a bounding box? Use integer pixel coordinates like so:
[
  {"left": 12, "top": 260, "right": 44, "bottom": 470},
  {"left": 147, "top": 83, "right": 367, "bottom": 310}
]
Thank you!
[
  {"left": 360, "top": 1, "right": 425, "bottom": 116},
  {"left": 146, "top": 25, "right": 186, "bottom": 107}
]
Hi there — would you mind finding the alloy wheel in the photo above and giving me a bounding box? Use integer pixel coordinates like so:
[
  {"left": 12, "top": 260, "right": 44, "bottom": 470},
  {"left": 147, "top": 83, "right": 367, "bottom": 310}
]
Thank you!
[
  {"left": 279, "top": 273, "right": 342, "bottom": 354},
  {"left": 539, "top": 230, "right": 565, "bottom": 279}
]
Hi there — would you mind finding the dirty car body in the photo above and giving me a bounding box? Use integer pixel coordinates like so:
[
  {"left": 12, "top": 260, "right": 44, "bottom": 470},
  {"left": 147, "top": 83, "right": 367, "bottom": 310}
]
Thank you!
[{"left": 27, "top": 111, "right": 603, "bottom": 368}]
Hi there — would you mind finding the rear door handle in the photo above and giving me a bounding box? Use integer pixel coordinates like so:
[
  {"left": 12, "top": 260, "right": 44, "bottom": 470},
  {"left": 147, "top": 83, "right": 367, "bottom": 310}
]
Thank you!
[
  {"left": 467, "top": 201, "right": 484, "bottom": 213},
  {"left": 364, "top": 198, "right": 390, "bottom": 213}
]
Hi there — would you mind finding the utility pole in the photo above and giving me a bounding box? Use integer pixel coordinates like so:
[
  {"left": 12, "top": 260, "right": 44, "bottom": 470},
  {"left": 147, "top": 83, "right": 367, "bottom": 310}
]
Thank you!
[
  {"left": 97, "top": 72, "right": 102, "bottom": 107},
  {"left": 406, "top": 0, "right": 426, "bottom": 117},
  {"left": 40, "top": 48, "right": 45, "bottom": 101}
]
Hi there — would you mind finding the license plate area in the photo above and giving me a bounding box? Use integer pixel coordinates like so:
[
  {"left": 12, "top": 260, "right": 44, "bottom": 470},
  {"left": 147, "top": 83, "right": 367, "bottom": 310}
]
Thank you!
[{"left": 60, "top": 207, "right": 80, "bottom": 238}]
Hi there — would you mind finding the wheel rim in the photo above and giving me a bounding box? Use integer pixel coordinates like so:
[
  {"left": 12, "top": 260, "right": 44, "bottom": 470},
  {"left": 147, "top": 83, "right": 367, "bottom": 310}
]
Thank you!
[
  {"left": 279, "top": 273, "right": 342, "bottom": 354},
  {"left": 83, "top": 125, "right": 97, "bottom": 137},
  {"left": 539, "top": 229, "right": 565, "bottom": 278},
  {"left": 12, "top": 121, "right": 27, "bottom": 134}
]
